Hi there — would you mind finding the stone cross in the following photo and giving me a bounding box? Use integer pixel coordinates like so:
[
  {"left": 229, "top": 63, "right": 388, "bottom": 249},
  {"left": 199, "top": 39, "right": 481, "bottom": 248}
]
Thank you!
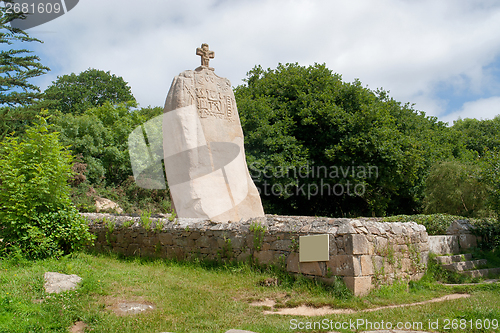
[{"left": 196, "top": 43, "right": 215, "bottom": 68}]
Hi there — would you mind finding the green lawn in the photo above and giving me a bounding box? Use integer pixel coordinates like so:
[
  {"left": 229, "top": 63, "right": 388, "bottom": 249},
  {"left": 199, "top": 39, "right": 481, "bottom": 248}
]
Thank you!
[{"left": 1, "top": 252, "right": 499, "bottom": 333}]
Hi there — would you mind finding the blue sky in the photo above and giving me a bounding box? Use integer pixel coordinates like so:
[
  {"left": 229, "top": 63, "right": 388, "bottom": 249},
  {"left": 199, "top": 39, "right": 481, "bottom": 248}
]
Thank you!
[{"left": 5, "top": 0, "right": 500, "bottom": 125}]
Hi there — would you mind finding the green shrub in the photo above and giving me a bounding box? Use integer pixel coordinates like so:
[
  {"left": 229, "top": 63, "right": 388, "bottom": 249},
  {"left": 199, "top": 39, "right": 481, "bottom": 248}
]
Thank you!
[{"left": 0, "top": 116, "right": 94, "bottom": 259}]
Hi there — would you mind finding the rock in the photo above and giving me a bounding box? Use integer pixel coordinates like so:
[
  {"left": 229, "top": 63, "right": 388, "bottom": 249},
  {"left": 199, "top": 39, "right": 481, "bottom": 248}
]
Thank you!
[
  {"left": 95, "top": 197, "right": 123, "bottom": 214},
  {"left": 117, "top": 302, "right": 154, "bottom": 314},
  {"left": 447, "top": 219, "right": 474, "bottom": 235},
  {"left": 161, "top": 43, "right": 265, "bottom": 222},
  {"left": 44, "top": 272, "right": 82, "bottom": 294}
]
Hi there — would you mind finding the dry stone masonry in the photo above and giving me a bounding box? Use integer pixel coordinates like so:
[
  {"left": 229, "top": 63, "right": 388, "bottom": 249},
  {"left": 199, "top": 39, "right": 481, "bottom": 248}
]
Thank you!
[{"left": 84, "top": 213, "right": 429, "bottom": 296}]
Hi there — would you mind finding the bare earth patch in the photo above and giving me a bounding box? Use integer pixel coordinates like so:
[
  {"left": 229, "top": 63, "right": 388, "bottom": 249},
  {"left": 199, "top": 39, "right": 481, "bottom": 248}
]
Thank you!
[
  {"left": 69, "top": 321, "right": 87, "bottom": 333},
  {"left": 251, "top": 293, "right": 470, "bottom": 316}
]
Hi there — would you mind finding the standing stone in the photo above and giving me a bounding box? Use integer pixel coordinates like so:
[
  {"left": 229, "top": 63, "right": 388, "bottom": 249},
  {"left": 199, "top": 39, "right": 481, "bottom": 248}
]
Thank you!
[{"left": 162, "top": 44, "right": 265, "bottom": 222}]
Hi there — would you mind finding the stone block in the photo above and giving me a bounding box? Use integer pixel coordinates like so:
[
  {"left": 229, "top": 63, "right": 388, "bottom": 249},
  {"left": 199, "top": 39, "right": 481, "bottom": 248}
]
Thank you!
[
  {"left": 326, "top": 255, "right": 358, "bottom": 276},
  {"left": 360, "top": 255, "right": 373, "bottom": 275},
  {"left": 188, "top": 231, "right": 201, "bottom": 240},
  {"left": 261, "top": 242, "right": 271, "bottom": 251},
  {"left": 428, "top": 235, "right": 459, "bottom": 254},
  {"left": 286, "top": 253, "right": 300, "bottom": 273},
  {"left": 158, "top": 233, "right": 173, "bottom": 245},
  {"left": 254, "top": 250, "right": 275, "bottom": 265},
  {"left": 230, "top": 236, "right": 244, "bottom": 249},
  {"left": 286, "top": 253, "right": 325, "bottom": 276},
  {"left": 372, "top": 256, "right": 384, "bottom": 272},
  {"left": 174, "top": 237, "right": 188, "bottom": 247},
  {"left": 270, "top": 239, "right": 292, "bottom": 251},
  {"left": 236, "top": 249, "right": 251, "bottom": 262},
  {"left": 343, "top": 276, "right": 372, "bottom": 296},
  {"left": 329, "top": 236, "right": 338, "bottom": 255},
  {"left": 459, "top": 234, "right": 477, "bottom": 250},
  {"left": 126, "top": 244, "right": 140, "bottom": 256},
  {"left": 299, "top": 261, "right": 324, "bottom": 276},
  {"left": 346, "top": 234, "right": 369, "bottom": 255}
]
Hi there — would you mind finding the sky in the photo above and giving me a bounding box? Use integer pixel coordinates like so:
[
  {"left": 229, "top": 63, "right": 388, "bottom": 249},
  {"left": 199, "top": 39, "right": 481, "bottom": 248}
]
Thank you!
[{"left": 8, "top": 0, "right": 500, "bottom": 125}]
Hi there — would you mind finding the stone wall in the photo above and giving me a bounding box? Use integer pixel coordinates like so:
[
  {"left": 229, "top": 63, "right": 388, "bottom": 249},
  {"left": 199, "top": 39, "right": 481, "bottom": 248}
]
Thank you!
[
  {"left": 428, "top": 220, "right": 478, "bottom": 255},
  {"left": 83, "top": 213, "right": 428, "bottom": 296}
]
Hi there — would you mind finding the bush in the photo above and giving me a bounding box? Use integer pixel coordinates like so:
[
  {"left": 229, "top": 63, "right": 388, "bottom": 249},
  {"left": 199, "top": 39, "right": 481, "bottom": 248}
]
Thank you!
[
  {"left": 0, "top": 116, "right": 94, "bottom": 259},
  {"left": 383, "top": 213, "right": 466, "bottom": 235},
  {"left": 471, "top": 219, "right": 500, "bottom": 251}
]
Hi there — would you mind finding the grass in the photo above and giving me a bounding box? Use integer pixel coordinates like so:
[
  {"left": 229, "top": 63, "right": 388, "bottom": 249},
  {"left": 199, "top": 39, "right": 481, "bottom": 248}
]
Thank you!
[{"left": 1, "top": 252, "right": 500, "bottom": 332}]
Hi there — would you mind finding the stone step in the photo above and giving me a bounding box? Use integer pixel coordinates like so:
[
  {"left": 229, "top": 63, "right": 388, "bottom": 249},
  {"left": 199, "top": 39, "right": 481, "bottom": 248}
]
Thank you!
[
  {"left": 462, "top": 267, "right": 500, "bottom": 279},
  {"left": 435, "top": 253, "right": 473, "bottom": 265},
  {"left": 442, "top": 259, "right": 488, "bottom": 272}
]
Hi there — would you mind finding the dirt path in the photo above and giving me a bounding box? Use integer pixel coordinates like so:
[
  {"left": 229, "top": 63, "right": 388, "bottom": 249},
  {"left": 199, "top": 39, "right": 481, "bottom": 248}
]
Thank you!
[{"left": 251, "top": 293, "right": 470, "bottom": 316}]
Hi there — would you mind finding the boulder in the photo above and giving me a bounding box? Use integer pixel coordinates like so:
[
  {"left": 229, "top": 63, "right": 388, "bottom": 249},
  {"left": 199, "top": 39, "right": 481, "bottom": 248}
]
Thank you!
[{"left": 44, "top": 272, "right": 82, "bottom": 294}]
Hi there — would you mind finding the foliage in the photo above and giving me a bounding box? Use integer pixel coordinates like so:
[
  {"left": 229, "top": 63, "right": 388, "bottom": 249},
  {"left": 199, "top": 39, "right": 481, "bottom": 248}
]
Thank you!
[
  {"left": 235, "top": 63, "right": 460, "bottom": 217},
  {"left": 423, "top": 160, "right": 491, "bottom": 217},
  {"left": 0, "top": 1, "right": 50, "bottom": 137},
  {"left": 249, "top": 221, "right": 266, "bottom": 251},
  {"left": 43, "top": 68, "right": 136, "bottom": 115},
  {"left": 0, "top": 116, "right": 94, "bottom": 259},
  {"left": 482, "top": 149, "right": 500, "bottom": 220},
  {"left": 51, "top": 102, "right": 163, "bottom": 186},
  {"left": 451, "top": 116, "right": 500, "bottom": 157},
  {"left": 70, "top": 177, "right": 172, "bottom": 215},
  {"left": 472, "top": 219, "right": 500, "bottom": 251}
]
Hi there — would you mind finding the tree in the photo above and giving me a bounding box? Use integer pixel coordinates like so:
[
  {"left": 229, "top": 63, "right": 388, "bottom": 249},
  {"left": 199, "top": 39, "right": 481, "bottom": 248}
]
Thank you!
[
  {"left": 235, "top": 63, "right": 459, "bottom": 217},
  {"left": 44, "top": 68, "right": 136, "bottom": 114},
  {"left": 451, "top": 116, "right": 500, "bottom": 157},
  {"left": 52, "top": 102, "right": 163, "bottom": 186},
  {"left": 0, "top": 1, "right": 50, "bottom": 137},
  {"left": 423, "top": 160, "right": 490, "bottom": 217},
  {"left": 483, "top": 149, "right": 500, "bottom": 220},
  {"left": 0, "top": 115, "right": 94, "bottom": 259}
]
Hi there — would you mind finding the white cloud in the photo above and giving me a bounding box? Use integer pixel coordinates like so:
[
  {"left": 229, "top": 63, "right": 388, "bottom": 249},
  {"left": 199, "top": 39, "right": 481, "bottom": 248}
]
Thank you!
[
  {"left": 23, "top": 0, "right": 500, "bottom": 119},
  {"left": 441, "top": 96, "right": 500, "bottom": 125}
]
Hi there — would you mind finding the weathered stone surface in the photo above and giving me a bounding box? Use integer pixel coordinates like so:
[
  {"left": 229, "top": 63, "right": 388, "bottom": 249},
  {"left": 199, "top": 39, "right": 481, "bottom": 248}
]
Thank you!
[
  {"left": 360, "top": 255, "right": 373, "bottom": 275},
  {"left": 44, "top": 272, "right": 82, "bottom": 294},
  {"left": 95, "top": 197, "right": 123, "bottom": 214},
  {"left": 447, "top": 219, "right": 474, "bottom": 235},
  {"left": 346, "top": 234, "right": 369, "bottom": 255},
  {"left": 254, "top": 250, "right": 275, "bottom": 265},
  {"left": 428, "top": 235, "right": 459, "bottom": 254},
  {"left": 327, "top": 255, "right": 358, "bottom": 276},
  {"left": 343, "top": 276, "right": 372, "bottom": 296},
  {"left": 161, "top": 44, "right": 264, "bottom": 222},
  {"left": 117, "top": 302, "right": 154, "bottom": 315}
]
